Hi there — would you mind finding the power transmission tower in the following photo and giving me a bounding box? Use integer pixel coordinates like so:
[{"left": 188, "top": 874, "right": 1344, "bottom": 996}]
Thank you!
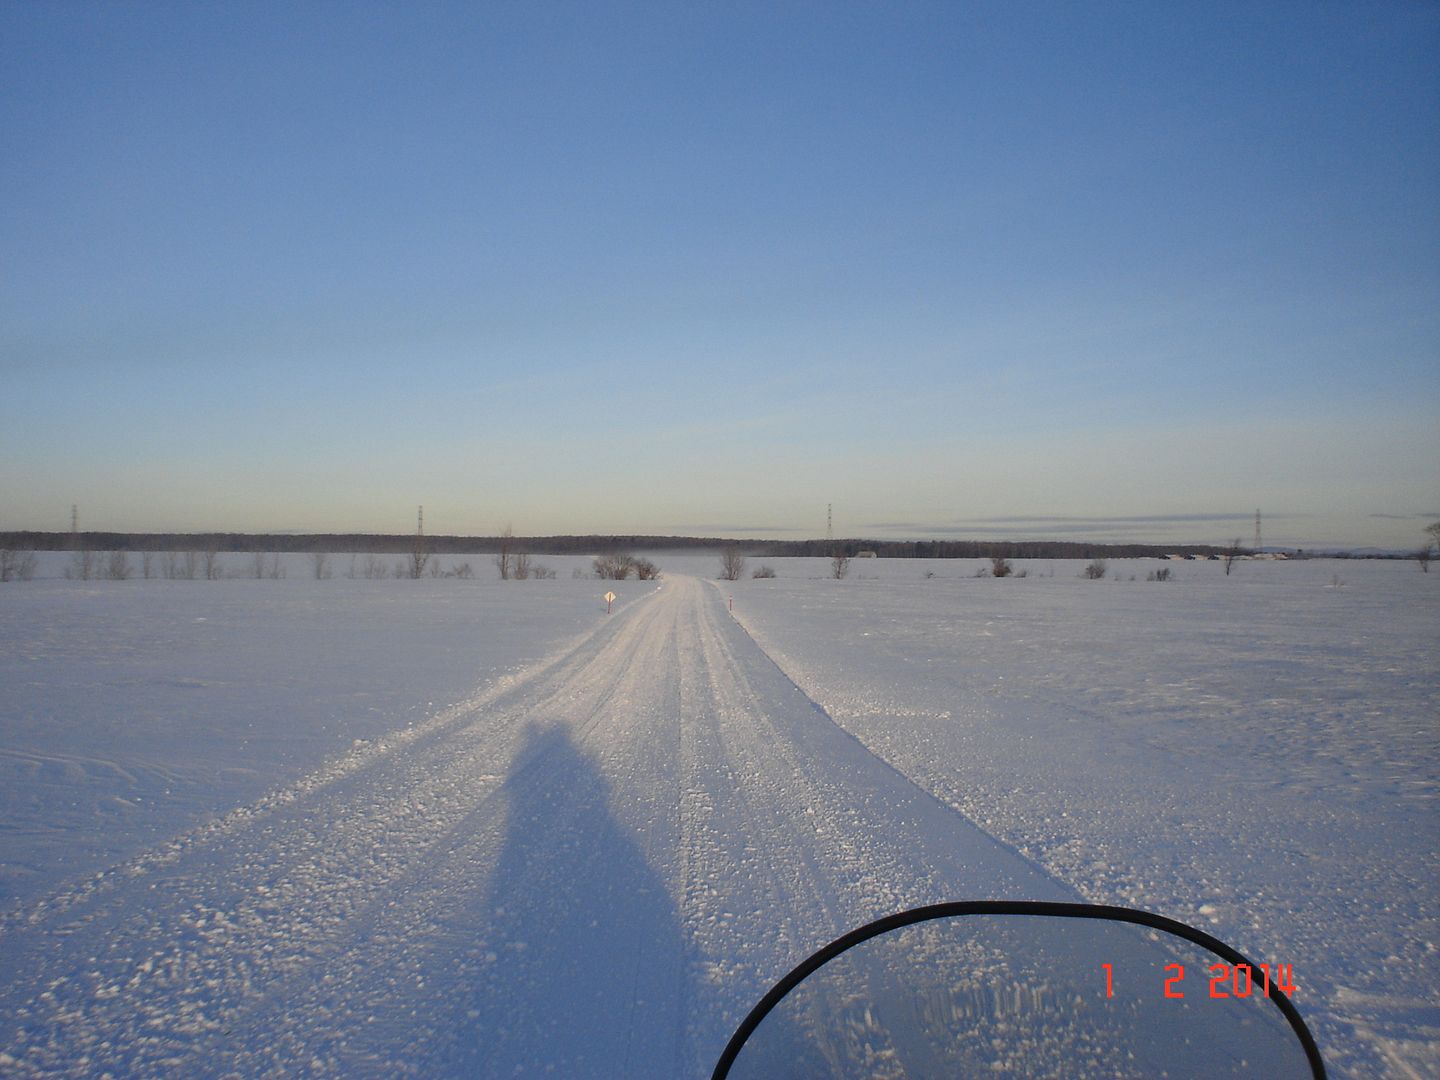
[
  {"left": 826, "top": 503, "right": 833, "bottom": 543},
  {"left": 1255, "top": 509, "right": 1262, "bottom": 552}
]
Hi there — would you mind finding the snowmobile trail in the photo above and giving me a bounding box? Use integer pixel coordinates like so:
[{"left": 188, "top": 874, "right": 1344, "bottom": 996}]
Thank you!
[{"left": 0, "top": 575, "right": 1073, "bottom": 1078}]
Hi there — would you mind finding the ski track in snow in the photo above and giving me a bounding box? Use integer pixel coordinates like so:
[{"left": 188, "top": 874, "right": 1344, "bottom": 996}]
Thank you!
[{"left": 0, "top": 575, "right": 1077, "bottom": 1079}]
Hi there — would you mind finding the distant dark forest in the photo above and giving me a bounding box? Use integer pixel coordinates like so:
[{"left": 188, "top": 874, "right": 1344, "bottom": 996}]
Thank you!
[{"left": 2, "top": 531, "right": 1235, "bottom": 559}]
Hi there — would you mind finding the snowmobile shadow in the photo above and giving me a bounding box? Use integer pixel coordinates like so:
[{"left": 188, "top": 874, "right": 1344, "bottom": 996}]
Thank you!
[{"left": 446, "top": 722, "right": 686, "bottom": 1078}]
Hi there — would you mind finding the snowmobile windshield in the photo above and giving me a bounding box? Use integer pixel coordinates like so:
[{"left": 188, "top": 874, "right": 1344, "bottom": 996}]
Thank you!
[{"left": 714, "top": 901, "right": 1325, "bottom": 1079}]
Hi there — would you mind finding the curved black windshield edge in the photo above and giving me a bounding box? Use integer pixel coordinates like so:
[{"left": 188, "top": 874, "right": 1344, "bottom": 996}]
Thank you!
[{"left": 712, "top": 899, "right": 1326, "bottom": 1080}]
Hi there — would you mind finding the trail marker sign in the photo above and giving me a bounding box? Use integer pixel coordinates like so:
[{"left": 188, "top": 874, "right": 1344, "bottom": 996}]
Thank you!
[{"left": 605, "top": 591, "right": 616, "bottom": 613}]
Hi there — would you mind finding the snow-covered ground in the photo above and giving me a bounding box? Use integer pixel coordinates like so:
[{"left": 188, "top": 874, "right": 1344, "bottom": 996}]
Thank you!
[
  {"left": 0, "top": 554, "right": 648, "bottom": 907},
  {"left": 703, "top": 554, "right": 1439, "bottom": 1079},
  {"left": 0, "top": 552, "right": 1435, "bottom": 1077}
]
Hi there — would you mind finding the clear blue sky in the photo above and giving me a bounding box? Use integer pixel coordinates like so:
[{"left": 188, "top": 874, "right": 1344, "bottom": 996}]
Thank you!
[{"left": 3, "top": 2, "right": 1436, "bottom": 548}]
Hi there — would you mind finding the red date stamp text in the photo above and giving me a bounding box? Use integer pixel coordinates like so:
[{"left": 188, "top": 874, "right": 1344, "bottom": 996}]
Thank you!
[{"left": 1102, "top": 962, "right": 1297, "bottom": 1000}]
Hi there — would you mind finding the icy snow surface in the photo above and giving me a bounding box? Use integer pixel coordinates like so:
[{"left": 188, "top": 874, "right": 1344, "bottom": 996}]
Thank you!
[{"left": 0, "top": 553, "right": 1435, "bottom": 1077}]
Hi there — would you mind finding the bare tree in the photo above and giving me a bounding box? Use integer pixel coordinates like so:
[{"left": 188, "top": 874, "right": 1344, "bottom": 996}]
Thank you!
[
  {"left": 1083, "top": 558, "right": 1107, "bottom": 580},
  {"left": 990, "top": 556, "right": 1012, "bottom": 578},
  {"left": 594, "top": 553, "right": 636, "bottom": 580},
  {"left": 409, "top": 535, "right": 429, "bottom": 579},
  {"left": 1422, "top": 522, "right": 1440, "bottom": 571},
  {"left": 181, "top": 551, "right": 199, "bottom": 580},
  {"left": 105, "top": 550, "right": 132, "bottom": 580},
  {"left": 141, "top": 551, "right": 154, "bottom": 579},
  {"left": 1223, "top": 538, "right": 1242, "bottom": 576},
  {"left": 161, "top": 551, "right": 180, "bottom": 579},
  {"left": 362, "top": 554, "right": 388, "bottom": 579},
  {"left": 719, "top": 546, "right": 745, "bottom": 581},
  {"left": 203, "top": 548, "right": 223, "bottom": 580},
  {"left": 0, "top": 549, "right": 38, "bottom": 582},
  {"left": 312, "top": 551, "right": 331, "bottom": 580},
  {"left": 752, "top": 565, "right": 777, "bottom": 578},
  {"left": 67, "top": 546, "right": 95, "bottom": 580},
  {"left": 492, "top": 526, "right": 530, "bottom": 580},
  {"left": 633, "top": 558, "right": 659, "bottom": 580},
  {"left": 495, "top": 525, "right": 515, "bottom": 580},
  {"left": 253, "top": 551, "right": 268, "bottom": 579},
  {"left": 831, "top": 549, "right": 850, "bottom": 579}
]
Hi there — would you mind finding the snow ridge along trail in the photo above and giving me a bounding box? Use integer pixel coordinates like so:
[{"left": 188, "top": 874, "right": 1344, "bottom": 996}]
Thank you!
[{"left": 1, "top": 575, "right": 1071, "bottom": 1078}]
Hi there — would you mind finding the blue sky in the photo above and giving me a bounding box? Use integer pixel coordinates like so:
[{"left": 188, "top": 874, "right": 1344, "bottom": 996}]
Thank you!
[{"left": 3, "top": 2, "right": 1436, "bottom": 548}]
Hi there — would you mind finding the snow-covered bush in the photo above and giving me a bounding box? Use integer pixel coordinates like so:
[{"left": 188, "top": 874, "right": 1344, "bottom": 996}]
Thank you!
[
  {"left": 595, "top": 553, "right": 636, "bottom": 580},
  {"left": 719, "top": 547, "right": 745, "bottom": 581}
]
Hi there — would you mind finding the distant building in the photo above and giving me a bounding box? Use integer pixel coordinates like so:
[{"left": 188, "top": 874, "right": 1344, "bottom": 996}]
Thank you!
[{"left": 856, "top": 550, "right": 878, "bottom": 558}]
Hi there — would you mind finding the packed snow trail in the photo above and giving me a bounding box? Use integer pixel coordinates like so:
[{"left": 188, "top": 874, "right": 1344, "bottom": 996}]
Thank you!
[{"left": 1, "top": 575, "right": 1079, "bottom": 1078}]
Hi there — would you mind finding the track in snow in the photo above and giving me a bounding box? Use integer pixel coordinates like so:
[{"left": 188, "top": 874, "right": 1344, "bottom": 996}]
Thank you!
[{"left": 0, "top": 575, "right": 1075, "bottom": 1078}]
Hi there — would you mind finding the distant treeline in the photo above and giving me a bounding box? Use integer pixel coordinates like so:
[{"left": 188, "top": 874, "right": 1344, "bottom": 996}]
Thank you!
[{"left": 2, "top": 531, "right": 1234, "bottom": 559}]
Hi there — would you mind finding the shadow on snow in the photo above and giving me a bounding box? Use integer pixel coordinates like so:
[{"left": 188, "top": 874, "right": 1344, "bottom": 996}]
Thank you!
[{"left": 439, "top": 722, "right": 686, "bottom": 1078}]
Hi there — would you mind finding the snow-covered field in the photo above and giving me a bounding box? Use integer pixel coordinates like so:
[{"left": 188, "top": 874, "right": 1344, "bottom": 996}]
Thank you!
[
  {"left": 0, "top": 554, "right": 650, "bottom": 906},
  {"left": 0, "top": 552, "right": 1435, "bottom": 1077},
  {"left": 706, "top": 554, "right": 1439, "bottom": 1079}
]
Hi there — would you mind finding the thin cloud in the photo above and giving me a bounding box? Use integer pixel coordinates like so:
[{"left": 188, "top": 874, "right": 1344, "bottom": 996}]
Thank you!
[
  {"left": 967, "top": 513, "right": 1307, "bottom": 525},
  {"left": 867, "top": 512, "right": 1308, "bottom": 534},
  {"left": 660, "top": 524, "right": 797, "bottom": 534},
  {"left": 865, "top": 522, "right": 1213, "bottom": 537}
]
